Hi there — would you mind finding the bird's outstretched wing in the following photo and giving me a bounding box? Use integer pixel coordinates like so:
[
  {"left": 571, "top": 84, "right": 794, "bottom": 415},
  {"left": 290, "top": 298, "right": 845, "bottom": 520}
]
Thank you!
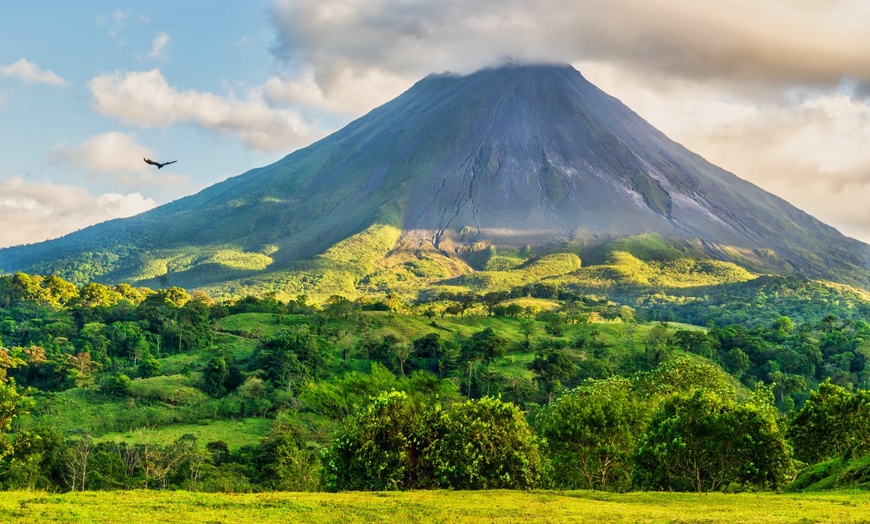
[{"left": 143, "top": 158, "right": 178, "bottom": 169}]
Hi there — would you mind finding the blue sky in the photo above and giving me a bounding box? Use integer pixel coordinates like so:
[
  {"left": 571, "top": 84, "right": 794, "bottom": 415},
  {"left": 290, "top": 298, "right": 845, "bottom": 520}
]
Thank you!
[
  {"left": 2, "top": 1, "right": 870, "bottom": 246},
  {"left": 1, "top": 1, "right": 293, "bottom": 247}
]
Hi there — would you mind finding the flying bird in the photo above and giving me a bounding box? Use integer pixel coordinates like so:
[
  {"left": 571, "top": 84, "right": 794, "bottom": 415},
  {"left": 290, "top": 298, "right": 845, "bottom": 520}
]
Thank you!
[{"left": 143, "top": 158, "right": 178, "bottom": 169}]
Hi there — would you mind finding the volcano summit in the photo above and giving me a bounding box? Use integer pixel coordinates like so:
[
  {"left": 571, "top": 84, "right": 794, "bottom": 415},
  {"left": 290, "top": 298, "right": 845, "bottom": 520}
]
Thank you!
[{"left": 2, "top": 63, "right": 869, "bottom": 291}]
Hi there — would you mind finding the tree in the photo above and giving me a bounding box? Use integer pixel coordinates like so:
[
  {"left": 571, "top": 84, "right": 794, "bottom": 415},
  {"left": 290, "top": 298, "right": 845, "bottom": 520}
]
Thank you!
[
  {"left": 256, "top": 327, "right": 331, "bottom": 391},
  {"left": 323, "top": 295, "right": 356, "bottom": 321},
  {"left": 321, "top": 393, "right": 544, "bottom": 492},
  {"left": 536, "top": 377, "right": 646, "bottom": 490},
  {"left": 528, "top": 345, "right": 577, "bottom": 403},
  {"left": 537, "top": 311, "right": 566, "bottom": 337},
  {"left": 768, "top": 371, "right": 807, "bottom": 409},
  {"left": 142, "top": 435, "right": 193, "bottom": 489},
  {"left": 176, "top": 297, "right": 213, "bottom": 351},
  {"left": 723, "top": 348, "right": 750, "bottom": 378},
  {"left": 67, "top": 351, "right": 99, "bottom": 387},
  {"left": 463, "top": 327, "right": 508, "bottom": 366},
  {"left": 77, "top": 322, "right": 109, "bottom": 364},
  {"left": 0, "top": 425, "right": 63, "bottom": 490},
  {"left": 77, "top": 283, "right": 120, "bottom": 308},
  {"left": 772, "top": 316, "right": 795, "bottom": 336},
  {"left": 105, "top": 321, "right": 150, "bottom": 364},
  {"left": 411, "top": 333, "right": 459, "bottom": 379},
  {"left": 786, "top": 381, "right": 870, "bottom": 464},
  {"left": 321, "top": 391, "right": 435, "bottom": 491},
  {"left": 518, "top": 317, "right": 536, "bottom": 343},
  {"left": 61, "top": 435, "right": 94, "bottom": 492},
  {"left": 460, "top": 327, "right": 508, "bottom": 396},
  {"left": 392, "top": 342, "right": 414, "bottom": 377},
  {"left": 634, "top": 389, "right": 793, "bottom": 492},
  {"left": 99, "top": 373, "right": 132, "bottom": 397},
  {"left": 0, "top": 380, "right": 28, "bottom": 462},
  {"left": 202, "top": 355, "right": 230, "bottom": 397},
  {"left": 633, "top": 357, "right": 735, "bottom": 400},
  {"left": 0, "top": 346, "right": 25, "bottom": 384},
  {"left": 255, "top": 418, "right": 320, "bottom": 491},
  {"left": 673, "top": 330, "right": 715, "bottom": 359},
  {"left": 441, "top": 292, "right": 476, "bottom": 317},
  {"left": 642, "top": 322, "right": 674, "bottom": 368},
  {"left": 428, "top": 397, "right": 545, "bottom": 490},
  {"left": 481, "top": 292, "right": 509, "bottom": 316},
  {"left": 232, "top": 377, "right": 273, "bottom": 417},
  {"left": 44, "top": 275, "right": 78, "bottom": 307}
]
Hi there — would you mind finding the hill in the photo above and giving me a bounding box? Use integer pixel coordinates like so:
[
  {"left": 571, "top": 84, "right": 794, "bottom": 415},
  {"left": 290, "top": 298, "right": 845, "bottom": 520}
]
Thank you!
[{"left": 0, "top": 63, "right": 868, "bottom": 296}]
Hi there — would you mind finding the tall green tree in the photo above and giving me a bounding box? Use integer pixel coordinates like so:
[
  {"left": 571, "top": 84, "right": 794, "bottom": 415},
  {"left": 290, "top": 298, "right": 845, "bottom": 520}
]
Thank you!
[
  {"left": 255, "top": 418, "right": 320, "bottom": 491},
  {"left": 786, "top": 381, "right": 870, "bottom": 464},
  {"left": 321, "top": 391, "right": 435, "bottom": 491},
  {"left": 536, "top": 377, "right": 645, "bottom": 490},
  {"left": 255, "top": 327, "right": 331, "bottom": 391},
  {"left": 322, "top": 393, "right": 544, "bottom": 491},
  {"left": 528, "top": 345, "right": 577, "bottom": 403},
  {"left": 411, "top": 333, "right": 459, "bottom": 379},
  {"left": 429, "top": 397, "right": 545, "bottom": 490},
  {"left": 634, "top": 389, "right": 793, "bottom": 492},
  {"left": 202, "top": 356, "right": 230, "bottom": 397},
  {"left": 0, "top": 380, "right": 28, "bottom": 462}
]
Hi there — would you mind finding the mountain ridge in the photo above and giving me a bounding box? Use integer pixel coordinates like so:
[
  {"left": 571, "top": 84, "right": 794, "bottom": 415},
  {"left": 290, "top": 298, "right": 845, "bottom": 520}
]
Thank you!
[{"left": 2, "top": 62, "right": 869, "bottom": 292}]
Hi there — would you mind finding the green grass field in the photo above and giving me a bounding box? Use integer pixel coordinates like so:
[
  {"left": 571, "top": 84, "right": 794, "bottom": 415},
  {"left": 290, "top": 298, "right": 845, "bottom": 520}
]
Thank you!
[
  {"left": 1, "top": 489, "right": 868, "bottom": 523},
  {"left": 98, "top": 418, "right": 272, "bottom": 450}
]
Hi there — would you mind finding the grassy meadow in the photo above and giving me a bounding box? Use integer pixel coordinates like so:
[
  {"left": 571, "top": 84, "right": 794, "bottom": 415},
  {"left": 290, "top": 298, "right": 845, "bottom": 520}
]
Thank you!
[{"left": 2, "top": 489, "right": 869, "bottom": 523}]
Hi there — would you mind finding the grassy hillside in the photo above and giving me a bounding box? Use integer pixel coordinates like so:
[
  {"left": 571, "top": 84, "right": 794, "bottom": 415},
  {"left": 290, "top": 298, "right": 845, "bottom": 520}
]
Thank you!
[
  {"left": 16, "top": 308, "right": 687, "bottom": 450},
  {"left": 788, "top": 455, "right": 870, "bottom": 492},
  {"left": 185, "top": 234, "right": 764, "bottom": 304}
]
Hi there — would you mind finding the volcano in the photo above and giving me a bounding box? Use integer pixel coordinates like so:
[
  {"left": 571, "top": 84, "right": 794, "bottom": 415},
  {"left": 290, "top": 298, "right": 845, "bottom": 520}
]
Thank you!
[{"left": 2, "top": 63, "right": 869, "bottom": 290}]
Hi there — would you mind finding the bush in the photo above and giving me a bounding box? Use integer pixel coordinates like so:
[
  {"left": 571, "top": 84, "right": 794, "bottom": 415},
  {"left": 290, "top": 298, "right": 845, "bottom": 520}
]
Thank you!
[
  {"left": 634, "top": 389, "right": 793, "bottom": 492},
  {"left": 429, "top": 396, "right": 545, "bottom": 490},
  {"left": 321, "top": 392, "right": 544, "bottom": 491}
]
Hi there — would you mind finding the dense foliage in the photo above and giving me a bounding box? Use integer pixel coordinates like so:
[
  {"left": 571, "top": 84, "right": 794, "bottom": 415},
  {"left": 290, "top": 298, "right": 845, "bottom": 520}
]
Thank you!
[{"left": 0, "top": 270, "right": 868, "bottom": 493}]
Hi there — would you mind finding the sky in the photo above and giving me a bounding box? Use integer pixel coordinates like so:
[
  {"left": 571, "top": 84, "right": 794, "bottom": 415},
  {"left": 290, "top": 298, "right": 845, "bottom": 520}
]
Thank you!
[{"left": 2, "top": 0, "right": 869, "bottom": 247}]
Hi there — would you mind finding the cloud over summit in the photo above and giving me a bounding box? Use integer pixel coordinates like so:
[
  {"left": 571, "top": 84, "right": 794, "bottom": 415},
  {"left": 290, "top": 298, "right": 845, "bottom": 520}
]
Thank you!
[
  {"left": 269, "top": 0, "right": 870, "bottom": 95},
  {"left": 265, "top": 0, "right": 870, "bottom": 241}
]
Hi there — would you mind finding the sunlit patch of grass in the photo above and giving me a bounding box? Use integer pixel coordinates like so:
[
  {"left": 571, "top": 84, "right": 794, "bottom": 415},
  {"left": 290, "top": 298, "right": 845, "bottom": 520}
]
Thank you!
[
  {"left": 98, "top": 418, "right": 272, "bottom": 451},
  {"left": 3, "top": 489, "right": 870, "bottom": 524},
  {"left": 447, "top": 253, "right": 581, "bottom": 291}
]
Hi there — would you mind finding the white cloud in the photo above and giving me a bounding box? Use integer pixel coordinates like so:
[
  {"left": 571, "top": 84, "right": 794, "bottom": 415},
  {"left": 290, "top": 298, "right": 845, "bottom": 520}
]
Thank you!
[
  {"left": 50, "top": 132, "right": 189, "bottom": 196},
  {"left": 53, "top": 131, "right": 152, "bottom": 173},
  {"left": 264, "top": 67, "right": 409, "bottom": 116},
  {"left": 148, "top": 32, "right": 170, "bottom": 59},
  {"left": 0, "top": 58, "right": 68, "bottom": 86},
  {"left": 0, "top": 177, "right": 156, "bottom": 248},
  {"left": 89, "top": 69, "right": 320, "bottom": 151}
]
